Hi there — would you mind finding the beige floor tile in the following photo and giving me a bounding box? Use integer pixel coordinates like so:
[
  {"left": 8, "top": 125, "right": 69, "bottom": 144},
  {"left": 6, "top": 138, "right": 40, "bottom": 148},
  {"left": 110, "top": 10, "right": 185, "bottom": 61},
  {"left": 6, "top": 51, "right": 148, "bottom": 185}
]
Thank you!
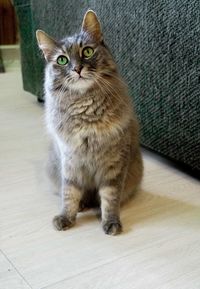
[{"left": 0, "top": 251, "right": 31, "bottom": 289}]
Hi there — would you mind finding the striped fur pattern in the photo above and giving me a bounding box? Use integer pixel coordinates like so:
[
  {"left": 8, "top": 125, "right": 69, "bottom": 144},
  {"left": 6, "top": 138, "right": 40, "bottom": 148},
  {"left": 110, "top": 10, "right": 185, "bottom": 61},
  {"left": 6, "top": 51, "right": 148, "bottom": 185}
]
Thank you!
[{"left": 36, "top": 10, "right": 143, "bottom": 235}]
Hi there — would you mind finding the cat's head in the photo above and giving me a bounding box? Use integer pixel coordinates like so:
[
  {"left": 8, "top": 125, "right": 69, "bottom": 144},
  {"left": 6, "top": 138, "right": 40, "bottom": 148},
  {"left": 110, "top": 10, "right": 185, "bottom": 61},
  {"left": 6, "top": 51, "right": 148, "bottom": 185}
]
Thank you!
[{"left": 36, "top": 10, "right": 117, "bottom": 94}]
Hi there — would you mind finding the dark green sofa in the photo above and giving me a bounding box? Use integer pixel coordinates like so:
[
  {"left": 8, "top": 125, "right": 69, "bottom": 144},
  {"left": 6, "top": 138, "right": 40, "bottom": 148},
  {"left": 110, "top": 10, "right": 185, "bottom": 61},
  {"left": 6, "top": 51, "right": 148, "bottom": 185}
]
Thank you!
[{"left": 14, "top": 0, "right": 200, "bottom": 174}]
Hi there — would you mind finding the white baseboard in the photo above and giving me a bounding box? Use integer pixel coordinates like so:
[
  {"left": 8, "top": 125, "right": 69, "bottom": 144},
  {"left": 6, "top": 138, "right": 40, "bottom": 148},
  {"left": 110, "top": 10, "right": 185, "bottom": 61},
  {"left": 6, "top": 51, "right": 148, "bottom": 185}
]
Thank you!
[{"left": 0, "top": 44, "right": 21, "bottom": 71}]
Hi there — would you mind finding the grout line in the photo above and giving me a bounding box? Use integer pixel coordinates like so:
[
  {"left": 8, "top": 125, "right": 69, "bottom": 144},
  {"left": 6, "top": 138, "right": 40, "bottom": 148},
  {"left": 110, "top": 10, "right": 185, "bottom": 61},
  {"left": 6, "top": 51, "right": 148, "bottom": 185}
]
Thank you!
[
  {"left": 40, "top": 230, "right": 188, "bottom": 289},
  {"left": 39, "top": 261, "right": 113, "bottom": 289},
  {"left": 0, "top": 249, "right": 33, "bottom": 289},
  {"left": 39, "top": 245, "right": 149, "bottom": 289}
]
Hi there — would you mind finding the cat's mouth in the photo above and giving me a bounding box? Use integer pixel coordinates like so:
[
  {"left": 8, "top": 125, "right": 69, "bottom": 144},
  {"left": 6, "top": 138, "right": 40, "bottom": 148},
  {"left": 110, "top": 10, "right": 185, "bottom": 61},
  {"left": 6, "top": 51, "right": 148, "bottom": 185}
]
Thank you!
[
  {"left": 73, "top": 74, "right": 90, "bottom": 82},
  {"left": 68, "top": 74, "right": 94, "bottom": 92},
  {"left": 77, "top": 75, "right": 84, "bottom": 79},
  {"left": 71, "top": 69, "right": 92, "bottom": 81},
  {"left": 73, "top": 76, "right": 85, "bottom": 83}
]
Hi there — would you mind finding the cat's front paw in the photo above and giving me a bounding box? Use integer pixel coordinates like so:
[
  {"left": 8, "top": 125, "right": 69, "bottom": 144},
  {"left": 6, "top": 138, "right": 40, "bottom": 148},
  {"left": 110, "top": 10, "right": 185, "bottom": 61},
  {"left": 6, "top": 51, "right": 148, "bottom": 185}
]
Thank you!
[
  {"left": 53, "top": 215, "right": 74, "bottom": 231},
  {"left": 102, "top": 219, "right": 122, "bottom": 236}
]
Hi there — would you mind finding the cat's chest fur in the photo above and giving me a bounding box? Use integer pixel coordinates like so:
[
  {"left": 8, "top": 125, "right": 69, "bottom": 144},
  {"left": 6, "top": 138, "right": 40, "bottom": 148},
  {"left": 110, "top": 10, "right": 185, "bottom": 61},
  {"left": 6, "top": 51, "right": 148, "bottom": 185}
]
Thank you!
[
  {"left": 46, "top": 89, "right": 130, "bottom": 170},
  {"left": 46, "top": 95, "right": 110, "bottom": 156}
]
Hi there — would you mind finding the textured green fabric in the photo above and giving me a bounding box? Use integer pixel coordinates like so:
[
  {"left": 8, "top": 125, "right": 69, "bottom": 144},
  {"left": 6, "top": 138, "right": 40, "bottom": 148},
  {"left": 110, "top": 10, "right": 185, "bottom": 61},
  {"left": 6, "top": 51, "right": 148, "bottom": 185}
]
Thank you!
[
  {"left": 14, "top": 0, "right": 200, "bottom": 172},
  {"left": 14, "top": 0, "right": 44, "bottom": 99}
]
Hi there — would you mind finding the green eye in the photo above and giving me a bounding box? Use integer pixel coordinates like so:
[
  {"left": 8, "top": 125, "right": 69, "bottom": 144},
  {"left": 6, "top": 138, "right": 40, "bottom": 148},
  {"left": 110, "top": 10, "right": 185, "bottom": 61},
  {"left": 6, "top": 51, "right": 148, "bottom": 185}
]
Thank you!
[
  {"left": 57, "top": 55, "right": 68, "bottom": 65},
  {"left": 82, "top": 47, "right": 94, "bottom": 58}
]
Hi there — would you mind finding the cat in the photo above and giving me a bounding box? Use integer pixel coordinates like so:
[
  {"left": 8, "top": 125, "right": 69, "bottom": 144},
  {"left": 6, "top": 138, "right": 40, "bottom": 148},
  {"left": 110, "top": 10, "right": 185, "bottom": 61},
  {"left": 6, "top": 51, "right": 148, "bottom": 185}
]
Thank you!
[{"left": 36, "top": 10, "right": 143, "bottom": 235}]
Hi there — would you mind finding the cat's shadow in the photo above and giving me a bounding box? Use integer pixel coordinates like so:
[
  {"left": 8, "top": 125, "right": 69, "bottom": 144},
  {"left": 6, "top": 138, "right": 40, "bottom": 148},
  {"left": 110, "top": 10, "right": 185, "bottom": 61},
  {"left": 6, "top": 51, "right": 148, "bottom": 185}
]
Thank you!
[{"left": 75, "top": 189, "right": 196, "bottom": 234}]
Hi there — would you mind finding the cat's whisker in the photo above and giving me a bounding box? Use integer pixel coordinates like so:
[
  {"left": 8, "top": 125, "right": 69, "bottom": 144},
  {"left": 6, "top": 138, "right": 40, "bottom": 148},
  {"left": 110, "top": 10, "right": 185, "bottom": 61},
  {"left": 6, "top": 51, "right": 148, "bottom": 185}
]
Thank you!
[{"left": 93, "top": 74, "right": 128, "bottom": 107}]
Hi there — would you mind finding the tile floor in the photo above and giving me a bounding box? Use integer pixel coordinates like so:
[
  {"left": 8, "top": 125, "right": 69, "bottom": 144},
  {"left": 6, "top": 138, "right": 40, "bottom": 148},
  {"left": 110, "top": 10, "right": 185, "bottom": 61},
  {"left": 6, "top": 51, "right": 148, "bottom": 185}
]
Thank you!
[{"left": 0, "top": 69, "right": 200, "bottom": 289}]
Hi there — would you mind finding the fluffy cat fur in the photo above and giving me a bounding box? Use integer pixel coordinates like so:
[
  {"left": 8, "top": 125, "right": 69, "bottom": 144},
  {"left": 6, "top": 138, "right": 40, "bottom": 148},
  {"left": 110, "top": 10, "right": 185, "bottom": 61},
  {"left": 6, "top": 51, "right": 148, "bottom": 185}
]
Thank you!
[{"left": 36, "top": 10, "right": 143, "bottom": 235}]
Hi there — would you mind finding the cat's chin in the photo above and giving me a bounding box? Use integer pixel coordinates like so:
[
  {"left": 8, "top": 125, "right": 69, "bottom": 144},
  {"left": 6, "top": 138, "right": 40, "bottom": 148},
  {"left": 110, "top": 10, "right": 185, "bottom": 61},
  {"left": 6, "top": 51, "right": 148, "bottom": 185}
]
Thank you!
[{"left": 68, "top": 78, "right": 94, "bottom": 93}]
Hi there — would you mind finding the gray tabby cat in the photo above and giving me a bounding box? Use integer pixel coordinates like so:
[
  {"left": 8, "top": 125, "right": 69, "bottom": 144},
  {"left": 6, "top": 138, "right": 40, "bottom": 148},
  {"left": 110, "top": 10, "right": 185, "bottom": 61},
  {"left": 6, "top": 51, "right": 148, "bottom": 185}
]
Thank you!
[{"left": 36, "top": 10, "right": 143, "bottom": 235}]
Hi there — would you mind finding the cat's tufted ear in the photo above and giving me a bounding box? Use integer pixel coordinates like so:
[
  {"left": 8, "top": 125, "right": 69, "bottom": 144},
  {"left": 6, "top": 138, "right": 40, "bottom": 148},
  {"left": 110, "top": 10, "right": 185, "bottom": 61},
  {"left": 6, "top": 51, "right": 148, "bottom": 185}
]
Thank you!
[
  {"left": 81, "top": 10, "right": 103, "bottom": 42},
  {"left": 36, "top": 30, "right": 57, "bottom": 61}
]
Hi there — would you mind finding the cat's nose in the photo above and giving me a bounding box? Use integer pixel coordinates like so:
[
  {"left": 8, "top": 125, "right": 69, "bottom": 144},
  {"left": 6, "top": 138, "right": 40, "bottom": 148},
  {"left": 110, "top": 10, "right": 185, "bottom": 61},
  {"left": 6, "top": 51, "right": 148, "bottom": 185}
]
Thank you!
[{"left": 73, "top": 65, "right": 83, "bottom": 75}]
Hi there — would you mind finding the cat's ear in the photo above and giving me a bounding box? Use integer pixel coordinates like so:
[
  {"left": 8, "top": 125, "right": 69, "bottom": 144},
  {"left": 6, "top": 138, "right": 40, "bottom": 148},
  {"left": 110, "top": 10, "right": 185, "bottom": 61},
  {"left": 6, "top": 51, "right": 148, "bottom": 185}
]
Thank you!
[
  {"left": 36, "top": 30, "right": 57, "bottom": 60},
  {"left": 81, "top": 10, "right": 103, "bottom": 42}
]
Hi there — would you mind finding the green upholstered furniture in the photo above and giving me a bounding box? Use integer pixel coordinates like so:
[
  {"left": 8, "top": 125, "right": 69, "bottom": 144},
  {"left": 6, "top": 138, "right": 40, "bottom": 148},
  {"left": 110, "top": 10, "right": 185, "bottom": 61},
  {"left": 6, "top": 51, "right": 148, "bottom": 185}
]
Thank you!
[{"left": 14, "top": 0, "right": 200, "bottom": 174}]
